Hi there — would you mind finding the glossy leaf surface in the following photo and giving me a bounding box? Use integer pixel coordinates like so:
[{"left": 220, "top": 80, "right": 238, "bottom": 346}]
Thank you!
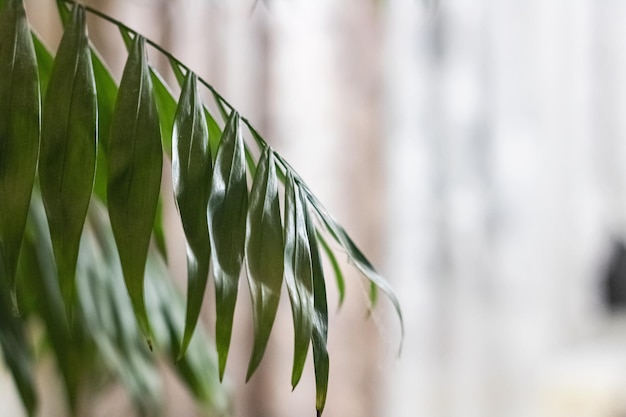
[
  {"left": 172, "top": 71, "right": 212, "bottom": 357},
  {"left": 107, "top": 35, "right": 162, "bottom": 346},
  {"left": 245, "top": 148, "right": 284, "bottom": 380},
  {"left": 0, "top": 0, "right": 40, "bottom": 288},
  {"left": 283, "top": 173, "right": 314, "bottom": 388},
  {"left": 207, "top": 111, "right": 248, "bottom": 379},
  {"left": 39, "top": 4, "right": 97, "bottom": 318},
  {"left": 304, "top": 195, "right": 329, "bottom": 414}
]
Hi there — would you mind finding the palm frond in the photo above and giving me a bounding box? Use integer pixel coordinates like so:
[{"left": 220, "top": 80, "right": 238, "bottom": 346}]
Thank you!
[{"left": 0, "top": 0, "right": 403, "bottom": 415}]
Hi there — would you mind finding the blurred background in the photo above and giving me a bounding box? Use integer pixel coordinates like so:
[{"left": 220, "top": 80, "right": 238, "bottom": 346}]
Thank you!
[{"left": 5, "top": 0, "right": 626, "bottom": 416}]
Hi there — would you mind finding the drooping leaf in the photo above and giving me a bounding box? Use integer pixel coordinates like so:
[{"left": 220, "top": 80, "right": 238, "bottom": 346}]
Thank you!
[
  {"left": 119, "top": 26, "right": 177, "bottom": 159},
  {"left": 91, "top": 47, "right": 118, "bottom": 203},
  {"left": 150, "top": 68, "right": 177, "bottom": 158},
  {"left": 211, "top": 92, "right": 230, "bottom": 122},
  {"left": 167, "top": 59, "right": 221, "bottom": 161},
  {"left": 206, "top": 107, "right": 222, "bottom": 159},
  {"left": 303, "top": 194, "right": 329, "bottom": 414},
  {"left": 283, "top": 173, "right": 314, "bottom": 388},
  {"left": 0, "top": 0, "right": 41, "bottom": 291},
  {"left": 39, "top": 4, "right": 97, "bottom": 319},
  {"left": 172, "top": 71, "right": 212, "bottom": 357},
  {"left": 117, "top": 28, "right": 171, "bottom": 261},
  {"left": 304, "top": 187, "right": 404, "bottom": 346},
  {"left": 107, "top": 34, "right": 163, "bottom": 347},
  {"left": 317, "top": 231, "right": 345, "bottom": 308},
  {"left": 169, "top": 57, "right": 185, "bottom": 86},
  {"left": 245, "top": 148, "right": 284, "bottom": 380},
  {"left": 55, "top": 0, "right": 70, "bottom": 25},
  {"left": 207, "top": 111, "right": 248, "bottom": 379},
  {"left": 32, "top": 33, "right": 53, "bottom": 102}
]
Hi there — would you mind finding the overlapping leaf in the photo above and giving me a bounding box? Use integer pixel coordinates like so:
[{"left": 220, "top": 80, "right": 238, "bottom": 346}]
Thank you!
[
  {"left": 39, "top": 4, "right": 97, "bottom": 319},
  {"left": 20, "top": 194, "right": 91, "bottom": 411},
  {"left": 172, "top": 71, "right": 212, "bottom": 357},
  {"left": 283, "top": 173, "right": 314, "bottom": 388},
  {"left": 0, "top": 0, "right": 40, "bottom": 290},
  {"left": 245, "top": 148, "right": 284, "bottom": 380},
  {"left": 303, "top": 187, "right": 405, "bottom": 345},
  {"left": 207, "top": 111, "right": 248, "bottom": 379},
  {"left": 303, "top": 193, "right": 329, "bottom": 414},
  {"left": 317, "top": 231, "right": 345, "bottom": 308},
  {"left": 107, "top": 34, "right": 163, "bottom": 347}
]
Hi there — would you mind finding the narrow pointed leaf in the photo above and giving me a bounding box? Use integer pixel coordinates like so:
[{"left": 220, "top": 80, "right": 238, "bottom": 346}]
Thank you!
[
  {"left": 39, "top": 4, "right": 97, "bottom": 319},
  {"left": 0, "top": 0, "right": 40, "bottom": 289},
  {"left": 90, "top": 46, "right": 118, "bottom": 203},
  {"left": 245, "top": 148, "right": 284, "bottom": 380},
  {"left": 205, "top": 108, "right": 222, "bottom": 159},
  {"left": 55, "top": 0, "right": 70, "bottom": 25},
  {"left": 117, "top": 28, "right": 171, "bottom": 261},
  {"left": 107, "top": 35, "right": 162, "bottom": 346},
  {"left": 32, "top": 33, "right": 53, "bottom": 102},
  {"left": 283, "top": 173, "right": 313, "bottom": 388},
  {"left": 212, "top": 93, "right": 230, "bottom": 123},
  {"left": 304, "top": 195, "right": 329, "bottom": 414},
  {"left": 317, "top": 231, "right": 345, "bottom": 307},
  {"left": 168, "top": 57, "right": 185, "bottom": 86},
  {"left": 119, "top": 27, "right": 176, "bottom": 159},
  {"left": 150, "top": 68, "right": 177, "bottom": 158},
  {"left": 304, "top": 188, "right": 404, "bottom": 346},
  {"left": 207, "top": 111, "right": 248, "bottom": 379},
  {"left": 172, "top": 71, "right": 212, "bottom": 357}
]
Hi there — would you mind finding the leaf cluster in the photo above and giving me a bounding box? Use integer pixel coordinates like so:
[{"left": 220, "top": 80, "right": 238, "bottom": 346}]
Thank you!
[{"left": 0, "top": 0, "right": 402, "bottom": 415}]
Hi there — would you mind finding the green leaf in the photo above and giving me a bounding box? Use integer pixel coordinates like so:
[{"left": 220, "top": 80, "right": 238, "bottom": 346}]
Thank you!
[
  {"left": 32, "top": 33, "right": 53, "bottom": 102},
  {"left": 91, "top": 47, "right": 118, "bottom": 203},
  {"left": 39, "top": 4, "right": 97, "bottom": 320},
  {"left": 245, "top": 148, "right": 284, "bottom": 380},
  {"left": 205, "top": 108, "right": 222, "bottom": 159},
  {"left": 283, "top": 173, "right": 313, "bottom": 388},
  {"left": 0, "top": 0, "right": 41, "bottom": 290},
  {"left": 317, "top": 231, "right": 345, "bottom": 308},
  {"left": 207, "top": 111, "right": 248, "bottom": 379},
  {"left": 0, "top": 250, "right": 37, "bottom": 417},
  {"left": 212, "top": 92, "right": 230, "bottom": 122},
  {"left": 55, "top": 0, "right": 70, "bottom": 25},
  {"left": 150, "top": 68, "right": 177, "bottom": 159},
  {"left": 168, "top": 57, "right": 185, "bottom": 86},
  {"left": 107, "top": 34, "right": 163, "bottom": 347},
  {"left": 304, "top": 195, "right": 329, "bottom": 414},
  {"left": 172, "top": 71, "right": 212, "bottom": 357},
  {"left": 119, "top": 27, "right": 177, "bottom": 159},
  {"left": 305, "top": 188, "right": 405, "bottom": 347}
]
